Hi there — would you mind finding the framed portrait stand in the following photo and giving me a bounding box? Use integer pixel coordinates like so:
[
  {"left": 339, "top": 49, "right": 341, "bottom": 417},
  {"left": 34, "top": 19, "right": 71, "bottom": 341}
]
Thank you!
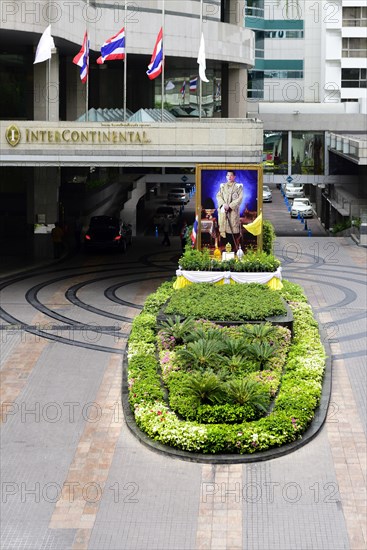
[{"left": 195, "top": 164, "right": 263, "bottom": 253}]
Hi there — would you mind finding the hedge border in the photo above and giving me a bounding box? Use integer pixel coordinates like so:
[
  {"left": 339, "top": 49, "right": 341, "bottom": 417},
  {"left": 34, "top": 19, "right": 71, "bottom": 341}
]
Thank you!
[{"left": 121, "top": 317, "right": 332, "bottom": 463}]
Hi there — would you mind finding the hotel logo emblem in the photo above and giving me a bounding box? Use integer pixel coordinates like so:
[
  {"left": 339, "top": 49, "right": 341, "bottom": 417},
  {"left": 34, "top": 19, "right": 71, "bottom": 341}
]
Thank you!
[{"left": 6, "top": 124, "right": 21, "bottom": 147}]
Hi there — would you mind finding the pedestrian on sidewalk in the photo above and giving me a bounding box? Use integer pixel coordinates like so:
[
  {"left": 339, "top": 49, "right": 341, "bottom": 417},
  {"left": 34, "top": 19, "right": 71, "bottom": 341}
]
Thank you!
[{"left": 180, "top": 220, "right": 189, "bottom": 251}]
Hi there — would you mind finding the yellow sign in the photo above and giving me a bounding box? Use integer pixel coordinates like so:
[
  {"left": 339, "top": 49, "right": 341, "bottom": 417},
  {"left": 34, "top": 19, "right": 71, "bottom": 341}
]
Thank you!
[
  {"left": 4, "top": 125, "right": 152, "bottom": 147},
  {"left": 5, "top": 124, "right": 21, "bottom": 147}
]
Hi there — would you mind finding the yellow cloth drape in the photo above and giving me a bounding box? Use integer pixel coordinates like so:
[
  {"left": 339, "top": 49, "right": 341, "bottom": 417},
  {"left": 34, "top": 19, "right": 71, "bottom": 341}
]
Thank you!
[
  {"left": 243, "top": 212, "right": 263, "bottom": 235},
  {"left": 173, "top": 275, "right": 282, "bottom": 290}
]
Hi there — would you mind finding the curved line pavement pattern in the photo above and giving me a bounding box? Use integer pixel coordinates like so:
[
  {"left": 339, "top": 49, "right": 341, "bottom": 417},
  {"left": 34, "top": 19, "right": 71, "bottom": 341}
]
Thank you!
[{"left": 0, "top": 236, "right": 366, "bottom": 550}]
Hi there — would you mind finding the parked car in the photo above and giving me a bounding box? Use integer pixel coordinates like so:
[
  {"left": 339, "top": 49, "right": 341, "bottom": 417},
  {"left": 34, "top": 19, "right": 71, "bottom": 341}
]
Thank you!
[
  {"left": 167, "top": 187, "right": 189, "bottom": 204},
  {"left": 263, "top": 185, "right": 272, "bottom": 202},
  {"left": 290, "top": 198, "right": 314, "bottom": 218},
  {"left": 285, "top": 183, "right": 305, "bottom": 199},
  {"left": 84, "top": 216, "right": 128, "bottom": 253},
  {"left": 153, "top": 206, "right": 178, "bottom": 227}
]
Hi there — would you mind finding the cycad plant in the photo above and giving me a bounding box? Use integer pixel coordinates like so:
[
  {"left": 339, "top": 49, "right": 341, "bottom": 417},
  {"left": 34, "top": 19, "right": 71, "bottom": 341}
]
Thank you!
[
  {"left": 242, "top": 324, "right": 277, "bottom": 344},
  {"left": 185, "top": 327, "right": 224, "bottom": 344},
  {"left": 176, "top": 338, "right": 223, "bottom": 371},
  {"left": 225, "top": 378, "right": 270, "bottom": 412},
  {"left": 182, "top": 372, "right": 224, "bottom": 405},
  {"left": 222, "top": 338, "right": 248, "bottom": 357},
  {"left": 159, "top": 316, "right": 195, "bottom": 345},
  {"left": 246, "top": 342, "right": 277, "bottom": 371}
]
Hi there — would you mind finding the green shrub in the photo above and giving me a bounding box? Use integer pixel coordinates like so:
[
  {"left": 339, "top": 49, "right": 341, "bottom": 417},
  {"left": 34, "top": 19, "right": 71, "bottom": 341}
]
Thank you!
[
  {"left": 262, "top": 220, "right": 276, "bottom": 254},
  {"left": 182, "top": 372, "right": 225, "bottom": 405},
  {"left": 165, "top": 283, "right": 286, "bottom": 321},
  {"left": 127, "top": 278, "right": 326, "bottom": 455}
]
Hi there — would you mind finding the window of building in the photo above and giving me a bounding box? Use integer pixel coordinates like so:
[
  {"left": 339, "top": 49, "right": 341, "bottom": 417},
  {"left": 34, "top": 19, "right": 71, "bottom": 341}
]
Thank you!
[
  {"left": 342, "top": 37, "right": 367, "bottom": 58},
  {"left": 248, "top": 71, "right": 264, "bottom": 99},
  {"left": 343, "top": 6, "right": 367, "bottom": 27},
  {"left": 263, "top": 132, "right": 288, "bottom": 174},
  {"left": 341, "top": 68, "right": 367, "bottom": 88},
  {"left": 264, "top": 30, "right": 304, "bottom": 38},
  {"left": 264, "top": 70, "right": 303, "bottom": 79},
  {"left": 292, "top": 132, "right": 324, "bottom": 175},
  {"left": 245, "top": 0, "right": 264, "bottom": 18},
  {"left": 154, "top": 71, "right": 222, "bottom": 118},
  {"left": 0, "top": 53, "right": 33, "bottom": 119}
]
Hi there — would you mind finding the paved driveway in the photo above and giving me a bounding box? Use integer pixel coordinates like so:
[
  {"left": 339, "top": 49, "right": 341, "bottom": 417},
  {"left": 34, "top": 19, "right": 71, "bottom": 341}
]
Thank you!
[{"left": 0, "top": 235, "right": 365, "bottom": 550}]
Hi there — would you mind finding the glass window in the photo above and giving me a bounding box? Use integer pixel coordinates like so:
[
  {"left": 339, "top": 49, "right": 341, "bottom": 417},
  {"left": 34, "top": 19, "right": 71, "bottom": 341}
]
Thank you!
[
  {"left": 245, "top": 0, "right": 264, "bottom": 18},
  {"left": 263, "top": 132, "right": 288, "bottom": 174},
  {"left": 342, "top": 38, "right": 367, "bottom": 57},
  {"left": 264, "top": 70, "right": 303, "bottom": 79},
  {"left": 341, "top": 68, "right": 367, "bottom": 88},
  {"left": 155, "top": 71, "right": 222, "bottom": 118},
  {"left": 343, "top": 6, "right": 367, "bottom": 27},
  {"left": 291, "top": 132, "right": 324, "bottom": 175}
]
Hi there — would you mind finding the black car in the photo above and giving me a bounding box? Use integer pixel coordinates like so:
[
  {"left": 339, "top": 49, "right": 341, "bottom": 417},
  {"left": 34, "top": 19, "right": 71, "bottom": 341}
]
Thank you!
[{"left": 84, "top": 216, "right": 128, "bottom": 253}]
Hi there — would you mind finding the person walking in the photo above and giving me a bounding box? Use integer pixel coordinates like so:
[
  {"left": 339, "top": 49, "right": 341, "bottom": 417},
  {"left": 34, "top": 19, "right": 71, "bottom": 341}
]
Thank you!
[
  {"left": 51, "top": 222, "right": 64, "bottom": 259},
  {"left": 180, "top": 220, "right": 189, "bottom": 251},
  {"left": 161, "top": 215, "right": 171, "bottom": 246}
]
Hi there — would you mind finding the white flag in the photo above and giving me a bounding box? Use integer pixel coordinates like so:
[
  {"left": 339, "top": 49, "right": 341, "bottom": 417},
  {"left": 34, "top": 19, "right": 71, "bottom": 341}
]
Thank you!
[
  {"left": 34, "top": 25, "right": 55, "bottom": 64},
  {"left": 197, "top": 33, "right": 209, "bottom": 82},
  {"left": 165, "top": 80, "right": 175, "bottom": 91}
]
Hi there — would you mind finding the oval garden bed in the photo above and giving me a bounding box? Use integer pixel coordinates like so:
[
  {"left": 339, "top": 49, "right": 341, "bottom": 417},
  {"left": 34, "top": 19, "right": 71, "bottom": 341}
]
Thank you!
[{"left": 124, "top": 279, "right": 327, "bottom": 456}]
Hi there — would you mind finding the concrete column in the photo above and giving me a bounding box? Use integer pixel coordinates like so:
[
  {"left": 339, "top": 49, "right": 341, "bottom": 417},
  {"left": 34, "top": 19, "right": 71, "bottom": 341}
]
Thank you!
[
  {"left": 229, "top": 0, "right": 245, "bottom": 25},
  {"left": 33, "top": 49, "right": 59, "bottom": 121},
  {"left": 66, "top": 57, "right": 86, "bottom": 120},
  {"left": 228, "top": 66, "right": 247, "bottom": 118}
]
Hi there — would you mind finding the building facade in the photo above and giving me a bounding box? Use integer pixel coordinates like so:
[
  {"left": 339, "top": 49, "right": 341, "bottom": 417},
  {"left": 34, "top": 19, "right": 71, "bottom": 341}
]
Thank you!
[
  {"left": 245, "top": 0, "right": 367, "bottom": 231},
  {"left": 1, "top": 0, "right": 262, "bottom": 258}
]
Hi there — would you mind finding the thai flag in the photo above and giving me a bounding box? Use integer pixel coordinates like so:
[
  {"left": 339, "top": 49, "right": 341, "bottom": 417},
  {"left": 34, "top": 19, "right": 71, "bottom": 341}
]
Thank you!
[
  {"left": 146, "top": 28, "right": 163, "bottom": 80},
  {"left": 191, "top": 216, "right": 198, "bottom": 246},
  {"left": 189, "top": 77, "right": 198, "bottom": 92},
  {"left": 97, "top": 27, "right": 125, "bottom": 64},
  {"left": 73, "top": 32, "right": 89, "bottom": 83},
  {"left": 180, "top": 81, "right": 186, "bottom": 99}
]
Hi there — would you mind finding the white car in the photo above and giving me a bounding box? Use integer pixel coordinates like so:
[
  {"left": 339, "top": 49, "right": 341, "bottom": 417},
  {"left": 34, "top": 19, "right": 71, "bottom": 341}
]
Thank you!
[
  {"left": 263, "top": 185, "right": 272, "bottom": 202},
  {"left": 285, "top": 183, "right": 305, "bottom": 199},
  {"left": 167, "top": 187, "right": 189, "bottom": 204},
  {"left": 290, "top": 198, "right": 313, "bottom": 218}
]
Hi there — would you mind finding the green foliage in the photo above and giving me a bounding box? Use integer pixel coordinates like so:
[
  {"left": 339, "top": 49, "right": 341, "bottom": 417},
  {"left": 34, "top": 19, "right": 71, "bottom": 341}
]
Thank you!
[
  {"left": 143, "top": 281, "right": 174, "bottom": 314},
  {"left": 184, "top": 326, "right": 224, "bottom": 344},
  {"left": 178, "top": 247, "right": 280, "bottom": 272},
  {"left": 177, "top": 339, "right": 223, "bottom": 371},
  {"left": 241, "top": 323, "right": 278, "bottom": 344},
  {"left": 182, "top": 372, "right": 225, "bottom": 405},
  {"left": 246, "top": 342, "right": 278, "bottom": 371},
  {"left": 331, "top": 219, "right": 351, "bottom": 234},
  {"left": 158, "top": 315, "right": 195, "bottom": 345},
  {"left": 196, "top": 403, "right": 257, "bottom": 423},
  {"left": 165, "top": 283, "right": 286, "bottom": 321},
  {"left": 179, "top": 247, "right": 212, "bottom": 271},
  {"left": 128, "top": 276, "right": 326, "bottom": 455},
  {"left": 262, "top": 220, "right": 276, "bottom": 254},
  {"left": 279, "top": 279, "right": 308, "bottom": 303},
  {"left": 225, "top": 378, "right": 270, "bottom": 411}
]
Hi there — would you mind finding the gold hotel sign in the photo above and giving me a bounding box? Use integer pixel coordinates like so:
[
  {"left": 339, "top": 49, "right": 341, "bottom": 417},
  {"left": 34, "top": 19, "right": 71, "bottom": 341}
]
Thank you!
[{"left": 5, "top": 124, "right": 151, "bottom": 147}]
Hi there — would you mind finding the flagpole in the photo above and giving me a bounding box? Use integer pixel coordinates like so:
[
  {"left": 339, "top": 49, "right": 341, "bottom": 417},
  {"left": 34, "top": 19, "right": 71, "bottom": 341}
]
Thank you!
[
  {"left": 124, "top": 0, "right": 127, "bottom": 121},
  {"left": 199, "top": 0, "right": 203, "bottom": 121},
  {"left": 161, "top": 0, "right": 165, "bottom": 122},
  {"left": 86, "top": 0, "right": 90, "bottom": 122},
  {"left": 48, "top": 0, "right": 51, "bottom": 121}
]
